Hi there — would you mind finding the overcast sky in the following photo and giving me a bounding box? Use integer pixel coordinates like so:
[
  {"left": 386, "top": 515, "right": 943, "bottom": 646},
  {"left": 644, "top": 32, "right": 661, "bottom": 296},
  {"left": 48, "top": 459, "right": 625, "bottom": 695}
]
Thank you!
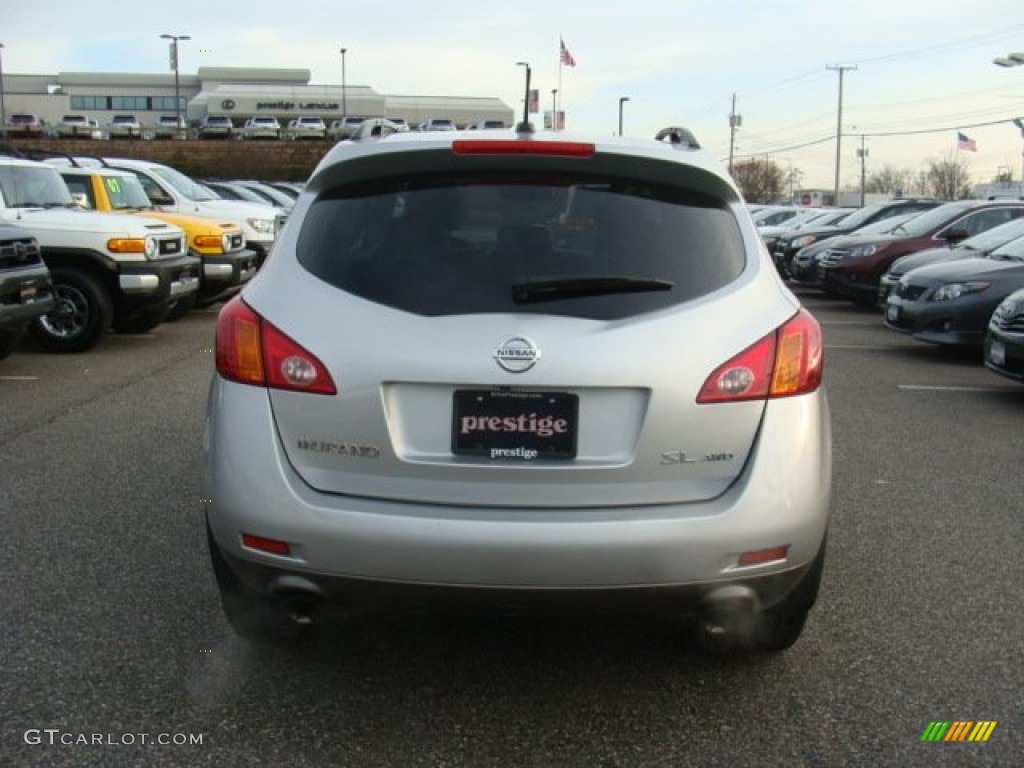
[{"left": 4, "top": 1, "right": 1024, "bottom": 189}]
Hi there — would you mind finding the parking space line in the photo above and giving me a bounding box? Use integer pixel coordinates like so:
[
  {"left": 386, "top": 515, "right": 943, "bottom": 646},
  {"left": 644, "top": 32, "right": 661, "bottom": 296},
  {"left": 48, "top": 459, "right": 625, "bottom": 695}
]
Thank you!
[
  {"left": 0, "top": 376, "right": 39, "bottom": 381},
  {"left": 898, "top": 385, "right": 1007, "bottom": 392}
]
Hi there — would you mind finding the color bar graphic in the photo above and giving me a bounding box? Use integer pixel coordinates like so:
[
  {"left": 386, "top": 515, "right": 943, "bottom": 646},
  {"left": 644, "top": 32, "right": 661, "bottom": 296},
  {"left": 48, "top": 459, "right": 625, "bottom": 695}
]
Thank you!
[{"left": 921, "top": 721, "right": 997, "bottom": 743}]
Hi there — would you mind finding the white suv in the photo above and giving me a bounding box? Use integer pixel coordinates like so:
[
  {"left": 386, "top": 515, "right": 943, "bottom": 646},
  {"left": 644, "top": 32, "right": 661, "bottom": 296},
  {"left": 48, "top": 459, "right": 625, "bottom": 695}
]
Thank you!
[
  {"left": 204, "top": 125, "right": 832, "bottom": 653},
  {"left": 283, "top": 117, "right": 327, "bottom": 140}
]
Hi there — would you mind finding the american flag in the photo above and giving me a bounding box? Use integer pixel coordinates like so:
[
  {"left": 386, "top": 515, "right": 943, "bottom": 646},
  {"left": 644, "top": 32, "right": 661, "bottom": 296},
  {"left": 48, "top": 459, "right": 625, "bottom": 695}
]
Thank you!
[
  {"left": 957, "top": 132, "right": 977, "bottom": 152},
  {"left": 560, "top": 39, "right": 576, "bottom": 67}
]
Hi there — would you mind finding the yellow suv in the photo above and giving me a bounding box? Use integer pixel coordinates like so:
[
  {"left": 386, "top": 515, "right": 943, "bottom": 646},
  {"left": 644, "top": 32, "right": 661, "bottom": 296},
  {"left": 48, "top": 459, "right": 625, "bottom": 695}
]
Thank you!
[{"left": 57, "top": 164, "right": 259, "bottom": 319}]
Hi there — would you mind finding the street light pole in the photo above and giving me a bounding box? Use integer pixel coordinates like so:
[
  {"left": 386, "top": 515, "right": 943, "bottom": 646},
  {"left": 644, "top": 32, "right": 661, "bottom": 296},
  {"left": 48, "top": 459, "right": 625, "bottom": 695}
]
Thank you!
[
  {"left": 160, "top": 34, "right": 190, "bottom": 138},
  {"left": 618, "top": 96, "right": 630, "bottom": 136},
  {"left": 339, "top": 48, "right": 347, "bottom": 119},
  {"left": 0, "top": 43, "right": 6, "bottom": 140},
  {"left": 857, "top": 134, "right": 869, "bottom": 207},
  {"left": 551, "top": 88, "right": 557, "bottom": 130},
  {"left": 516, "top": 61, "right": 531, "bottom": 131}
]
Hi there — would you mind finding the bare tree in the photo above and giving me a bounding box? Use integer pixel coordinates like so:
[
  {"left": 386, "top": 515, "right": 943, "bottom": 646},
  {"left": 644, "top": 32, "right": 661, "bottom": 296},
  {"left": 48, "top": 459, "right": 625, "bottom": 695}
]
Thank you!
[
  {"left": 925, "top": 152, "right": 972, "bottom": 200},
  {"left": 866, "top": 165, "right": 916, "bottom": 196},
  {"left": 730, "top": 159, "right": 785, "bottom": 204}
]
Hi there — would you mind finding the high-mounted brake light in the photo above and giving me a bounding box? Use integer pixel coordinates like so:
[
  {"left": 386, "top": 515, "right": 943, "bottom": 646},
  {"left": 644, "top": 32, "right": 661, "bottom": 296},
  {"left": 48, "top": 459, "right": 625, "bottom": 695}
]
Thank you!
[
  {"left": 451, "top": 139, "right": 595, "bottom": 157},
  {"left": 215, "top": 296, "right": 337, "bottom": 395},
  {"left": 697, "top": 309, "right": 823, "bottom": 403}
]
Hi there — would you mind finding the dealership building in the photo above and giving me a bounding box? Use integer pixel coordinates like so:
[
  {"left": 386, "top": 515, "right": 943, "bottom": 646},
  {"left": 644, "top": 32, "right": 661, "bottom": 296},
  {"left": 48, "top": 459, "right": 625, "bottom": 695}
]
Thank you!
[{"left": 1, "top": 66, "right": 514, "bottom": 130}]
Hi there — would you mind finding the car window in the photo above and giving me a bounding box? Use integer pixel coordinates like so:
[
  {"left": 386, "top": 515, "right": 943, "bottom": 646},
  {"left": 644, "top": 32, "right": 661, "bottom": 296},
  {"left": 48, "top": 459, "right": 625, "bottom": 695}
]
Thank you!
[
  {"left": 943, "top": 207, "right": 1024, "bottom": 238},
  {"left": 62, "top": 175, "right": 96, "bottom": 208},
  {"left": 297, "top": 171, "right": 745, "bottom": 320}
]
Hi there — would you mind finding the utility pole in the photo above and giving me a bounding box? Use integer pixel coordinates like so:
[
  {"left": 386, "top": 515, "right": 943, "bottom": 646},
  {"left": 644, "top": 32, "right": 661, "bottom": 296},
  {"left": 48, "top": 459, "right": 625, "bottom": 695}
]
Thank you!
[
  {"left": 728, "top": 93, "right": 742, "bottom": 175},
  {"left": 856, "top": 134, "right": 869, "bottom": 207},
  {"left": 827, "top": 65, "right": 856, "bottom": 206}
]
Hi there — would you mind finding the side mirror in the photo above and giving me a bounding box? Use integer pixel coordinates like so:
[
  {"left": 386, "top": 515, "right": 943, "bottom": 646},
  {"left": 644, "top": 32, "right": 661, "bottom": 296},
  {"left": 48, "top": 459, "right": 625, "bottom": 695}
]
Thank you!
[{"left": 941, "top": 227, "right": 969, "bottom": 245}]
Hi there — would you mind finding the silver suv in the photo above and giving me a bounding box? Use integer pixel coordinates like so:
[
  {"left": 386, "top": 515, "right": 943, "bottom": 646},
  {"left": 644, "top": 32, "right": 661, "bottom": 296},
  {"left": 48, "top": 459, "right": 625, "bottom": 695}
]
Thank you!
[{"left": 204, "top": 125, "right": 832, "bottom": 653}]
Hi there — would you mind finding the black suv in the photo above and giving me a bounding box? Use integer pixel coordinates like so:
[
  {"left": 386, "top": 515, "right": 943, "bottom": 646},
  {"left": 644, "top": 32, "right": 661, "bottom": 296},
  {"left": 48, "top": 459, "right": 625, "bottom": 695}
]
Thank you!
[
  {"left": 773, "top": 198, "right": 940, "bottom": 279},
  {"left": 0, "top": 225, "right": 54, "bottom": 359}
]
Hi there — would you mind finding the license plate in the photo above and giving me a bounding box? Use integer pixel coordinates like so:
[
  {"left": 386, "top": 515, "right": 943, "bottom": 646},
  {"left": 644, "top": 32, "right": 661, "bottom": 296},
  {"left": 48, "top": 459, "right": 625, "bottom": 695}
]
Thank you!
[
  {"left": 886, "top": 304, "right": 899, "bottom": 322},
  {"left": 988, "top": 340, "right": 1006, "bottom": 367},
  {"left": 452, "top": 390, "right": 578, "bottom": 461},
  {"left": 19, "top": 284, "right": 38, "bottom": 303}
]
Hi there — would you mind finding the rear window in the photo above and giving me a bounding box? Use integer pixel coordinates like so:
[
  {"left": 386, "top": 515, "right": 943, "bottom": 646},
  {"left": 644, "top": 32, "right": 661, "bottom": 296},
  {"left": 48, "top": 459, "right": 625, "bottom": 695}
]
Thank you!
[{"left": 297, "top": 171, "right": 745, "bottom": 320}]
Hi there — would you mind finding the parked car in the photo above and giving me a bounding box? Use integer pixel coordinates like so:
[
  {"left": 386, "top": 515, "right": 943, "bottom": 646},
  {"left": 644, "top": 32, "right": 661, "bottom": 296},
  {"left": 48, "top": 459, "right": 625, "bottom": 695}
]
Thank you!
[
  {"left": 152, "top": 115, "right": 186, "bottom": 139},
  {"left": 819, "top": 200, "right": 1024, "bottom": 305},
  {"left": 92, "top": 157, "right": 284, "bottom": 266},
  {"left": 241, "top": 117, "right": 281, "bottom": 140},
  {"left": 56, "top": 164, "right": 258, "bottom": 320},
  {"left": 773, "top": 198, "right": 940, "bottom": 279},
  {"left": 202, "top": 180, "right": 280, "bottom": 207},
  {"left": 229, "top": 180, "right": 295, "bottom": 211},
  {"left": 756, "top": 208, "right": 827, "bottom": 254},
  {"left": 418, "top": 117, "right": 456, "bottom": 131},
  {"left": 265, "top": 182, "right": 304, "bottom": 200},
  {"left": 984, "top": 287, "right": 1024, "bottom": 381},
  {"left": 788, "top": 212, "right": 921, "bottom": 289},
  {"left": 107, "top": 114, "right": 142, "bottom": 139},
  {"left": 199, "top": 115, "right": 234, "bottom": 139},
  {"left": 877, "top": 217, "right": 1024, "bottom": 305},
  {"left": 283, "top": 117, "right": 327, "bottom": 140},
  {"left": 203, "top": 124, "right": 832, "bottom": 654},
  {"left": 327, "top": 116, "right": 368, "bottom": 140},
  {"left": 0, "top": 224, "right": 54, "bottom": 360},
  {"left": 473, "top": 120, "right": 508, "bottom": 130},
  {"left": 751, "top": 205, "right": 806, "bottom": 228},
  {"left": 0, "top": 154, "right": 196, "bottom": 352},
  {"left": 884, "top": 232, "right": 1024, "bottom": 347},
  {"left": 5, "top": 114, "right": 44, "bottom": 138},
  {"left": 57, "top": 115, "right": 94, "bottom": 139}
]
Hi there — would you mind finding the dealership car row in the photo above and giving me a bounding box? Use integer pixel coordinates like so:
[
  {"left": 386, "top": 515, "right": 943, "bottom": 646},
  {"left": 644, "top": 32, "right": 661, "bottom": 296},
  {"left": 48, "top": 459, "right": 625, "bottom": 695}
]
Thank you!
[
  {"left": 0, "top": 146, "right": 291, "bottom": 358},
  {"left": 759, "top": 198, "right": 1024, "bottom": 383}
]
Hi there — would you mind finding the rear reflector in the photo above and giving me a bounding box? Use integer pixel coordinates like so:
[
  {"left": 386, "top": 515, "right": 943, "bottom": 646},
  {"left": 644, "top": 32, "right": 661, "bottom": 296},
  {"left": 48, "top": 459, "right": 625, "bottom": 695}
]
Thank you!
[
  {"left": 737, "top": 546, "right": 789, "bottom": 567},
  {"left": 241, "top": 533, "right": 291, "bottom": 556},
  {"left": 452, "top": 139, "right": 595, "bottom": 157}
]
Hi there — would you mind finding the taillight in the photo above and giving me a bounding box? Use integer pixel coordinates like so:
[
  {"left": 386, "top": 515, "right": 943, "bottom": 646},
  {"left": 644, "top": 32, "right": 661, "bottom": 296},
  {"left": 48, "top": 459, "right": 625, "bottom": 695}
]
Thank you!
[
  {"left": 215, "top": 297, "right": 337, "bottom": 395},
  {"left": 697, "top": 309, "right": 822, "bottom": 403},
  {"left": 451, "top": 139, "right": 595, "bottom": 157}
]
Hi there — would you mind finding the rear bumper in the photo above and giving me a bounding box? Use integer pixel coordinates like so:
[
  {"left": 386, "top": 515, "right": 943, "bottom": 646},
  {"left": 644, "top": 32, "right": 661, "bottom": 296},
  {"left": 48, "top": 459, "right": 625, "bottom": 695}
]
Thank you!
[{"left": 204, "top": 378, "right": 832, "bottom": 597}]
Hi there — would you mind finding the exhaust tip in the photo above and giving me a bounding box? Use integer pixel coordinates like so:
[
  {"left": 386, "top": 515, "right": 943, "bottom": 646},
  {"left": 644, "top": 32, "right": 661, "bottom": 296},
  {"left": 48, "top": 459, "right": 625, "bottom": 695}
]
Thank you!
[
  {"left": 269, "top": 575, "right": 326, "bottom": 626},
  {"left": 699, "top": 585, "right": 760, "bottom": 637}
]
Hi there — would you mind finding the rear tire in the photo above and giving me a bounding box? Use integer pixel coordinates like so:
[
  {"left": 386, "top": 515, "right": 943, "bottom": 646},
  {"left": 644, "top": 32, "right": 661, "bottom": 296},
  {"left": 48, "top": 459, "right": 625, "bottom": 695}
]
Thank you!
[
  {"left": 29, "top": 268, "right": 112, "bottom": 353},
  {"left": 207, "top": 526, "right": 311, "bottom": 645},
  {"left": 697, "top": 535, "right": 826, "bottom": 655}
]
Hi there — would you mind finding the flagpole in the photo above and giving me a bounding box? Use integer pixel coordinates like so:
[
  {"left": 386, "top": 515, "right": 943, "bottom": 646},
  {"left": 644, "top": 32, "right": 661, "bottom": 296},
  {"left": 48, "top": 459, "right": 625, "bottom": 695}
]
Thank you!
[{"left": 557, "top": 36, "right": 563, "bottom": 130}]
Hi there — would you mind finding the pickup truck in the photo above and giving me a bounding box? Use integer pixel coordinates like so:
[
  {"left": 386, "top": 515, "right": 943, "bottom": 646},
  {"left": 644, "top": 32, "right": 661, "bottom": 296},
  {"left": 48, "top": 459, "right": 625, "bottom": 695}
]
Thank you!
[
  {"left": 0, "top": 154, "right": 198, "bottom": 352},
  {"left": 57, "top": 164, "right": 259, "bottom": 319}
]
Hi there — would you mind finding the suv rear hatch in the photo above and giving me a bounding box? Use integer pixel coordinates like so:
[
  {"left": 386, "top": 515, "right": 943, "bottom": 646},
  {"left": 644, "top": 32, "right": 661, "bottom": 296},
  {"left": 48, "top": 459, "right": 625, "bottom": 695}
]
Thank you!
[{"left": 251, "top": 139, "right": 799, "bottom": 508}]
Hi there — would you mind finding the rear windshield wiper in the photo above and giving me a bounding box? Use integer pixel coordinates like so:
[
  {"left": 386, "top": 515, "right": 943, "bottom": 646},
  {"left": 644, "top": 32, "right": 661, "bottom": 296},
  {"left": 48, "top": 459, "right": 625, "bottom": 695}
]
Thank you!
[{"left": 513, "top": 276, "right": 673, "bottom": 304}]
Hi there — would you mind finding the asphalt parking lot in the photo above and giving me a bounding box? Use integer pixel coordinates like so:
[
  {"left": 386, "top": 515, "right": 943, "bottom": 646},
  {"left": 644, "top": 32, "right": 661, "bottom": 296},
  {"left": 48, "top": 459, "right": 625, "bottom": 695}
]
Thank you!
[{"left": 1, "top": 293, "right": 1020, "bottom": 767}]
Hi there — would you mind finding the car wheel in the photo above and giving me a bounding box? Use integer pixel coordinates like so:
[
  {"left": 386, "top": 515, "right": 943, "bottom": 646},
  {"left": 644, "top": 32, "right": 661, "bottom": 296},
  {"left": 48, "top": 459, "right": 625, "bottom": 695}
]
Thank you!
[
  {"left": 112, "top": 304, "right": 167, "bottom": 334},
  {"left": 29, "top": 268, "right": 113, "bottom": 353},
  {"left": 696, "top": 536, "right": 826, "bottom": 655},
  {"left": 207, "top": 526, "right": 313, "bottom": 645},
  {"left": 162, "top": 294, "right": 197, "bottom": 322},
  {"left": 0, "top": 329, "right": 22, "bottom": 360}
]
